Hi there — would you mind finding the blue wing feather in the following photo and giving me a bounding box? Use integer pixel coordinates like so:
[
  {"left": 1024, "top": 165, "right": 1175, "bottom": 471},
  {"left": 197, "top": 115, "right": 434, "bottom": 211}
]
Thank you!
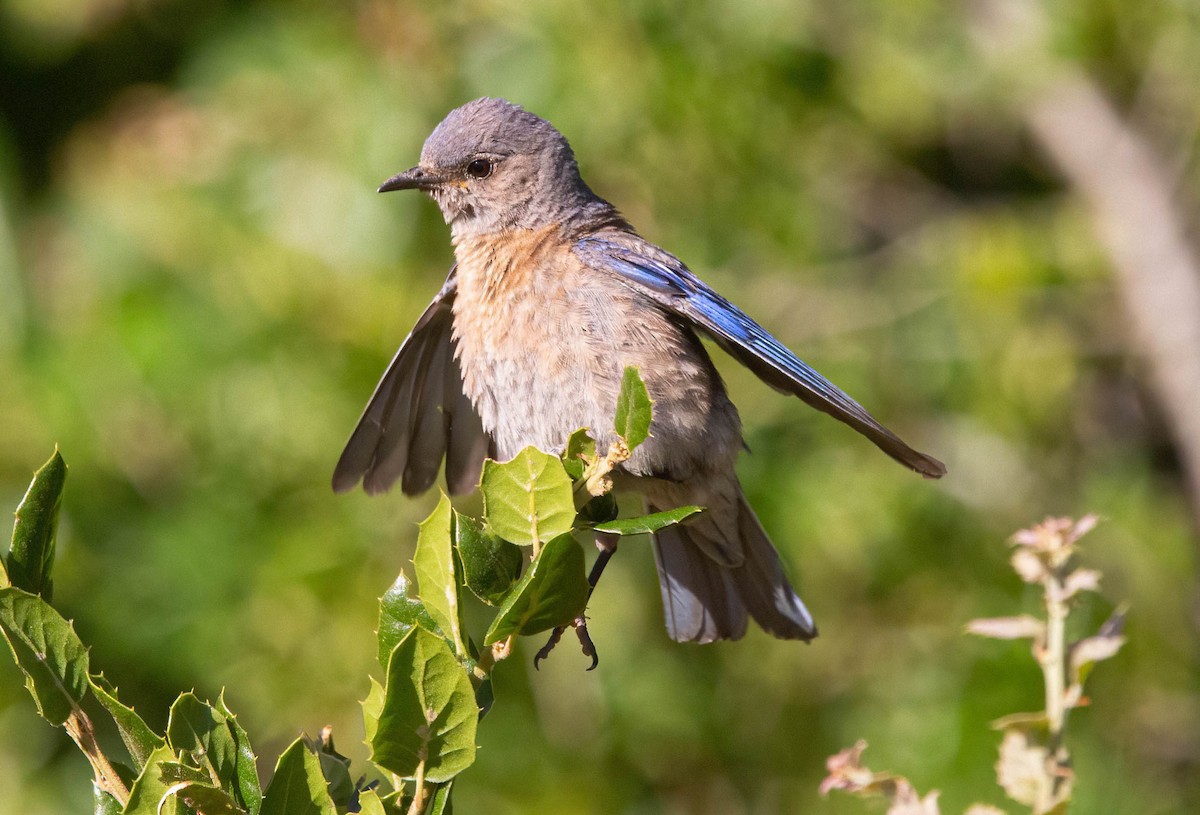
[{"left": 575, "top": 236, "right": 945, "bottom": 479}]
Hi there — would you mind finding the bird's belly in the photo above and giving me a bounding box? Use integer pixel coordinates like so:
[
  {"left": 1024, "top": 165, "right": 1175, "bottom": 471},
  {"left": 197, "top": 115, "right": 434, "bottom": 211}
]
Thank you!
[{"left": 451, "top": 230, "right": 742, "bottom": 479}]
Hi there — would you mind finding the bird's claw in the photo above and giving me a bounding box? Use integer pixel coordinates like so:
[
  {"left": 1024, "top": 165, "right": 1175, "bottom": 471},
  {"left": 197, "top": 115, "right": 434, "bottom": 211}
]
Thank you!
[
  {"left": 532, "top": 616, "right": 599, "bottom": 671},
  {"left": 533, "top": 626, "right": 565, "bottom": 670}
]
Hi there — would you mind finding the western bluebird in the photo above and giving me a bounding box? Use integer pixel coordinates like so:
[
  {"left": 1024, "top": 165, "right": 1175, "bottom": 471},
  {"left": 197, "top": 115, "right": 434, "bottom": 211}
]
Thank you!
[{"left": 334, "top": 97, "right": 944, "bottom": 645}]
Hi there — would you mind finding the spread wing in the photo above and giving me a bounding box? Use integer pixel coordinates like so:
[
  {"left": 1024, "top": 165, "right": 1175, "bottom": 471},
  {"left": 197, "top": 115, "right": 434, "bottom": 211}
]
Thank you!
[
  {"left": 574, "top": 235, "right": 946, "bottom": 479},
  {"left": 332, "top": 267, "right": 492, "bottom": 496}
]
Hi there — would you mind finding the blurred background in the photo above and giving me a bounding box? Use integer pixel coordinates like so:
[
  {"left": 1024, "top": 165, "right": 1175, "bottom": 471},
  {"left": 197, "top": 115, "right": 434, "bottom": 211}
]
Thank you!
[{"left": 2, "top": 0, "right": 1199, "bottom": 812}]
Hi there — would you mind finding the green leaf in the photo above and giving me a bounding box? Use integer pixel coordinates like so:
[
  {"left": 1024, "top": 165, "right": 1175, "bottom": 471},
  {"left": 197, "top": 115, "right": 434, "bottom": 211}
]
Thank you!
[
  {"left": 89, "top": 673, "right": 165, "bottom": 771},
  {"left": 594, "top": 506, "right": 703, "bottom": 536},
  {"left": 454, "top": 512, "right": 522, "bottom": 605},
  {"left": 357, "top": 789, "right": 387, "bottom": 815},
  {"left": 413, "top": 494, "right": 466, "bottom": 656},
  {"left": 561, "top": 428, "right": 596, "bottom": 480},
  {"left": 614, "top": 367, "right": 653, "bottom": 451},
  {"left": 480, "top": 448, "right": 575, "bottom": 547},
  {"left": 216, "top": 692, "right": 262, "bottom": 815},
  {"left": 370, "top": 628, "right": 478, "bottom": 783},
  {"left": 362, "top": 676, "right": 385, "bottom": 745},
  {"left": 475, "top": 676, "right": 494, "bottom": 721},
  {"left": 0, "top": 586, "right": 88, "bottom": 725},
  {"left": 577, "top": 493, "right": 619, "bottom": 524},
  {"left": 6, "top": 449, "right": 67, "bottom": 599},
  {"left": 171, "top": 783, "right": 244, "bottom": 815},
  {"left": 308, "top": 729, "right": 353, "bottom": 809},
  {"left": 427, "top": 781, "right": 454, "bottom": 815},
  {"left": 483, "top": 534, "right": 590, "bottom": 645},
  {"left": 378, "top": 570, "right": 440, "bottom": 670},
  {"left": 160, "top": 760, "right": 211, "bottom": 785},
  {"left": 123, "top": 745, "right": 185, "bottom": 815},
  {"left": 94, "top": 786, "right": 122, "bottom": 815},
  {"left": 260, "top": 738, "right": 337, "bottom": 815},
  {"left": 166, "top": 693, "right": 239, "bottom": 793}
]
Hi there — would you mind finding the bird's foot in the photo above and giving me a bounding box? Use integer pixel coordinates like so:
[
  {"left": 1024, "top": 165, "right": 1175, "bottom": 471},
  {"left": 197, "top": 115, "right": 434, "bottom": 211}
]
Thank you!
[{"left": 533, "top": 615, "right": 599, "bottom": 671}]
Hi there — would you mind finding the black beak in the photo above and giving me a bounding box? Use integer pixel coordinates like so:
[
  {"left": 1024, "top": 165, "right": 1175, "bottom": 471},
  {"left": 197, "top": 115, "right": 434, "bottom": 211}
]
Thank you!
[{"left": 377, "top": 166, "right": 445, "bottom": 193}]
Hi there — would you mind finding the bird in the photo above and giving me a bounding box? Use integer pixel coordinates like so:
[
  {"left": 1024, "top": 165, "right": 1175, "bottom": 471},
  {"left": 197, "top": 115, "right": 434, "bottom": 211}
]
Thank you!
[{"left": 333, "top": 97, "right": 945, "bottom": 647}]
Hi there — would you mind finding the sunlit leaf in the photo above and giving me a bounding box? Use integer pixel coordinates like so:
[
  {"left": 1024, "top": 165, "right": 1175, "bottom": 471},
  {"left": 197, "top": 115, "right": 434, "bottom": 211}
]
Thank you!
[
  {"left": 454, "top": 512, "right": 522, "bottom": 605},
  {"left": 304, "top": 726, "right": 353, "bottom": 809},
  {"left": 480, "top": 448, "right": 575, "bottom": 547},
  {"left": 357, "top": 789, "right": 387, "bottom": 815},
  {"left": 561, "top": 428, "right": 596, "bottom": 481},
  {"left": 593, "top": 506, "right": 702, "bottom": 536},
  {"left": 93, "top": 785, "right": 122, "bottom": 815},
  {"left": 378, "top": 570, "right": 440, "bottom": 669},
  {"left": 259, "top": 738, "right": 337, "bottom": 815},
  {"left": 427, "top": 780, "right": 453, "bottom": 815},
  {"left": 484, "top": 534, "right": 589, "bottom": 645},
  {"left": 166, "top": 693, "right": 239, "bottom": 796},
  {"left": 0, "top": 586, "right": 88, "bottom": 725},
  {"left": 217, "top": 691, "right": 262, "bottom": 815},
  {"left": 370, "top": 628, "right": 478, "bottom": 783},
  {"left": 122, "top": 745, "right": 183, "bottom": 815},
  {"left": 6, "top": 448, "right": 67, "bottom": 599},
  {"left": 171, "top": 782, "right": 244, "bottom": 815},
  {"left": 413, "top": 494, "right": 466, "bottom": 656},
  {"left": 362, "top": 676, "right": 385, "bottom": 745},
  {"left": 614, "top": 367, "right": 653, "bottom": 450},
  {"left": 88, "top": 672, "right": 165, "bottom": 771}
]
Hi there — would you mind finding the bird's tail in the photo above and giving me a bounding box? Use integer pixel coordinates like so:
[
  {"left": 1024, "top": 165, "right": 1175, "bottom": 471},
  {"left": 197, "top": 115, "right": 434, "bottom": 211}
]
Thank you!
[{"left": 647, "top": 479, "right": 817, "bottom": 643}]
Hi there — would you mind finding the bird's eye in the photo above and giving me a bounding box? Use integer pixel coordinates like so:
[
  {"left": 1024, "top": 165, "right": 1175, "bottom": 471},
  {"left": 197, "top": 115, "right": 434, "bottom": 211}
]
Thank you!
[{"left": 466, "top": 158, "right": 493, "bottom": 179}]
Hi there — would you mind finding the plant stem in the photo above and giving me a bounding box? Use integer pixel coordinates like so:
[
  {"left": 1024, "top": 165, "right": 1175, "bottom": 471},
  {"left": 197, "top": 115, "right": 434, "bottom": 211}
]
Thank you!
[
  {"left": 1040, "top": 562, "right": 1070, "bottom": 812},
  {"left": 64, "top": 709, "right": 130, "bottom": 805},
  {"left": 406, "top": 759, "right": 428, "bottom": 815}
]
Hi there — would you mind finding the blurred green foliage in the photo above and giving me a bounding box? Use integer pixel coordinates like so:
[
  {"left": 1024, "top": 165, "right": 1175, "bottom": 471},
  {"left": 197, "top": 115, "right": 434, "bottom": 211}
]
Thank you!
[{"left": 0, "top": 0, "right": 1197, "bottom": 813}]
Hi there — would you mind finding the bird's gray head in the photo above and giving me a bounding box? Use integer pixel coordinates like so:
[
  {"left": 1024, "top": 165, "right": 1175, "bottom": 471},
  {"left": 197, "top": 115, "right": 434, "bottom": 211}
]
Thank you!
[{"left": 379, "top": 98, "right": 602, "bottom": 238}]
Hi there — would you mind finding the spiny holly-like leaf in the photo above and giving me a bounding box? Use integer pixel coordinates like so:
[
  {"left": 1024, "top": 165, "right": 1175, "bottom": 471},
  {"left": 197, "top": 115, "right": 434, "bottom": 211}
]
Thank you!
[
  {"left": 370, "top": 628, "right": 478, "bottom": 783},
  {"left": 93, "top": 786, "right": 122, "bottom": 815},
  {"left": 307, "top": 727, "right": 353, "bottom": 809},
  {"left": 484, "top": 534, "right": 589, "bottom": 645},
  {"left": 170, "top": 782, "right": 244, "bottom": 815},
  {"left": 122, "top": 744, "right": 184, "bottom": 815},
  {"left": 260, "top": 738, "right": 337, "bottom": 815},
  {"left": 217, "top": 692, "right": 262, "bottom": 815},
  {"left": 614, "top": 366, "right": 653, "bottom": 451},
  {"left": 88, "top": 672, "right": 165, "bottom": 771},
  {"left": 362, "top": 676, "right": 385, "bottom": 745},
  {"left": 414, "top": 494, "right": 466, "bottom": 656},
  {"left": 166, "top": 693, "right": 239, "bottom": 794},
  {"left": 454, "top": 512, "right": 522, "bottom": 605},
  {"left": 561, "top": 428, "right": 597, "bottom": 481},
  {"left": 6, "top": 448, "right": 67, "bottom": 598},
  {"left": 481, "top": 448, "right": 575, "bottom": 547},
  {"left": 965, "top": 615, "right": 1046, "bottom": 641},
  {"left": 0, "top": 586, "right": 88, "bottom": 725},
  {"left": 593, "top": 506, "right": 703, "bottom": 536},
  {"left": 378, "top": 570, "right": 440, "bottom": 669}
]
